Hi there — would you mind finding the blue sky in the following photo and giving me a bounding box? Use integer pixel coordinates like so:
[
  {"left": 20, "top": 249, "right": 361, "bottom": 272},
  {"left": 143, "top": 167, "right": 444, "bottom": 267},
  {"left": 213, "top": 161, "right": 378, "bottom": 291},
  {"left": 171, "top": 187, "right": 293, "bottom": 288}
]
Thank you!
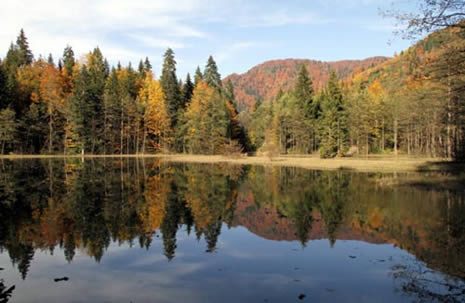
[{"left": 0, "top": 0, "right": 419, "bottom": 79}]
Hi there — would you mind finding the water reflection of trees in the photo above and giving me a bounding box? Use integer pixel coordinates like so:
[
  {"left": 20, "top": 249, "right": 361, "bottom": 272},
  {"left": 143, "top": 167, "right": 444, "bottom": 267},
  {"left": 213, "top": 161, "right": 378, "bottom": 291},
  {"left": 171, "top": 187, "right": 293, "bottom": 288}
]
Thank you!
[
  {"left": 0, "top": 268, "right": 14, "bottom": 303},
  {"left": 0, "top": 159, "right": 464, "bottom": 286}
]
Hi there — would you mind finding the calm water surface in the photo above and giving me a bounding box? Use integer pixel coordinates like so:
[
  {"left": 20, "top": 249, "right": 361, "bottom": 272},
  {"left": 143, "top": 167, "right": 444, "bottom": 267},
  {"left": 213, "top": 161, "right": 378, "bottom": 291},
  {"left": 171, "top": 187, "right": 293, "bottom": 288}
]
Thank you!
[{"left": 0, "top": 159, "right": 464, "bottom": 302}]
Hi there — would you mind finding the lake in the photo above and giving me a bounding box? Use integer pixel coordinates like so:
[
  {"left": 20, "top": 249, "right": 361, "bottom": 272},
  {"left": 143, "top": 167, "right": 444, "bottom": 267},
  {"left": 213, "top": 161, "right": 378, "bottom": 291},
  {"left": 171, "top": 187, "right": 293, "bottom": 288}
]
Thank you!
[{"left": 0, "top": 158, "right": 464, "bottom": 302}]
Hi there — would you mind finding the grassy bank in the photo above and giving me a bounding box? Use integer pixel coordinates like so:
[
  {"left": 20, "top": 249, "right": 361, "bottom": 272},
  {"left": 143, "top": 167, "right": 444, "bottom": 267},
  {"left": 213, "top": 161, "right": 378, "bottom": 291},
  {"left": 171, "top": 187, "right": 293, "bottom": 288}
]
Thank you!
[
  {"left": 1, "top": 153, "right": 460, "bottom": 173},
  {"left": 159, "top": 154, "right": 457, "bottom": 173}
]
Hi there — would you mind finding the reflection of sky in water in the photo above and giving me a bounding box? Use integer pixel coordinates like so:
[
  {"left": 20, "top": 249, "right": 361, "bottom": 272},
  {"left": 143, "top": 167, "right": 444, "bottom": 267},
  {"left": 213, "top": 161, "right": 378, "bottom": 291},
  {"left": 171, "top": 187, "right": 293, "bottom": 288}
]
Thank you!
[{"left": 0, "top": 225, "right": 427, "bottom": 303}]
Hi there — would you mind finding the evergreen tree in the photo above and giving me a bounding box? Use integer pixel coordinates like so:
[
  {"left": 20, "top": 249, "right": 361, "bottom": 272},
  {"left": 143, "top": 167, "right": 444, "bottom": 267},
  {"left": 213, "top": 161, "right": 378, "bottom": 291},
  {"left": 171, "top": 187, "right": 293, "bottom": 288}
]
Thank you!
[
  {"left": 194, "top": 66, "right": 203, "bottom": 87},
  {"left": 47, "top": 53, "right": 54, "bottom": 66},
  {"left": 103, "top": 68, "right": 121, "bottom": 154},
  {"left": 70, "top": 65, "right": 92, "bottom": 153},
  {"left": 160, "top": 48, "right": 181, "bottom": 126},
  {"left": 62, "top": 46, "right": 75, "bottom": 77},
  {"left": 182, "top": 73, "right": 194, "bottom": 107},
  {"left": 294, "top": 64, "right": 314, "bottom": 116},
  {"left": 319, "top": 72, "right": 348, "bottom": 158},
  {"left": 204, "top": 56, "right": 222, "bottom": 92},
  {"left": 86, "top": 47, "right": 107, "bottom": 153},
  {"left": 144, "top": 57, "right": 152, "bottom": 72},
  {"left": 16, "top": 29, "right": 33, "bottom": 66},
  {"left": 224, "top": 79, "right": 235, "bottom": 105},
  {"left": 138, "top": 59, "right": 145, "bottom": 76}
]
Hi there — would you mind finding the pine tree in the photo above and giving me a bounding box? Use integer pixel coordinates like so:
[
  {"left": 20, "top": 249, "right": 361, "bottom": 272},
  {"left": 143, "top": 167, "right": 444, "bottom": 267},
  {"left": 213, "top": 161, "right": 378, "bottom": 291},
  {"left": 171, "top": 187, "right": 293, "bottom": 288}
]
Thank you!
[
  {"left": 182, "top": 73, "right": 194, "bottom": 107},
  {"left": 144, "top": 57, "right": 152, "bottom": 72},
  {"left": 103, "top": 68, "right": 121, "bottom": 154},
  {"left": 62, "top": 46, "right": 75, "bottom": 77},
  {"left": 319, "top": 72, "right": 348, "bottom": 158},
  {"left": 194, "top": 66, "right": 203, "bottom": 87},
  {"left": 204, "top": 56, "right": 222, "bottom": 92},
  {"left": 138, "top": 59, "right": 145, "bottom": 76},
  {"left": 16, "top": 29, "right": 33, "bottom": 66},
  {"left": 160, "top": 48, "right": 181, "bottom": 126},
  {"left": 294, "top": 64, "right": 314, "bottom": 115},
  {"left": 86, "top": 48, "right": 107, "bottom": 153},
  {"left": 224, "top": 79, "right": 235, "bottom": 105},
  {"left": 47, "top": 53, "right": 54, "bottom": 66},
  {"left": 70, "top": 65, "right": 91, "bottom": 153}
]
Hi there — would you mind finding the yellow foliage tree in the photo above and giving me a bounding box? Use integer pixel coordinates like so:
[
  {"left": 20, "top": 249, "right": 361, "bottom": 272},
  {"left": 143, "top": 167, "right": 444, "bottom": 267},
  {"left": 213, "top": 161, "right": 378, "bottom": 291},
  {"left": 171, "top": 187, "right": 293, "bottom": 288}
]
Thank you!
[{"left": 141, "top": 72, "right": 171, "bottom": 152}]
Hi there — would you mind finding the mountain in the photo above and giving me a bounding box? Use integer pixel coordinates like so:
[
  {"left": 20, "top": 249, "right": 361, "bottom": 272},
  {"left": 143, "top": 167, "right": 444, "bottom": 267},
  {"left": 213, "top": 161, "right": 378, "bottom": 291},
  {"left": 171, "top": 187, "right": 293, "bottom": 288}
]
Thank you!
[{"left": 224, "top": 57, "right": 389, "bottom": 110}]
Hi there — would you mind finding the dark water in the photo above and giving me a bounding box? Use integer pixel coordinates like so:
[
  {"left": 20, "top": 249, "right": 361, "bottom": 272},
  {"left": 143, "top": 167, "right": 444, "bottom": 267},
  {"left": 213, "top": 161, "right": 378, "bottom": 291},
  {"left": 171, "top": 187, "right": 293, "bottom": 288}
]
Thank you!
[{"left": 0, "top": 159, "right": 464, "bottom": 302}]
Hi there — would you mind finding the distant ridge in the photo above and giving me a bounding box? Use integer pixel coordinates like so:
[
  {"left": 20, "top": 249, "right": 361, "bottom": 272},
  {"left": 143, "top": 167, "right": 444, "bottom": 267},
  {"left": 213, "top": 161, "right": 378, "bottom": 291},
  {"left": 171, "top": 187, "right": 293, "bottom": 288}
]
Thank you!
[{"left": 224, "top": 56, "right": 388, "bottom": 110}]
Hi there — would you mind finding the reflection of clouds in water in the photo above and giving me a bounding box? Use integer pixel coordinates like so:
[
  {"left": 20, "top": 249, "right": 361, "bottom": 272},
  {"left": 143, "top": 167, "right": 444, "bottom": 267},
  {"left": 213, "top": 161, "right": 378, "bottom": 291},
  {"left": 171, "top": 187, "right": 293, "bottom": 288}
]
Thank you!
[{"left": 7, "top": 248, "right": 209, "bottom": 303}]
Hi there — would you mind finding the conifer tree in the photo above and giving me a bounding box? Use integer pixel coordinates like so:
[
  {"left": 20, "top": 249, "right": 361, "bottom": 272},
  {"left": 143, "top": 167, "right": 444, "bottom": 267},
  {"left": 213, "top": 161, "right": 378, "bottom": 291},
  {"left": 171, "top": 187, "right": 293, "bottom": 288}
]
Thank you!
[
  {"left": 160, "top": 48, "right": 181, "bottom": 125},
  {"left": 194, "top": 66, "right": 203, "bottom": 87},
  {"left": 62, "top": 46, "right": 75, "bottom": 77},
  {"left": 294, "top": 64, "right": 314, "bottom": 115},
  {"left": 182, "top": 73, "right": 194, "bottom": 107},
  {"left": 319, "top": 72, "right": 348, "bottom": 158},
  {"left": 103, "top": 68, "right": 121, "bottom": 154},
  {"left": 70, "top": 65, "right": 91, "bottom": 153},
  {"left": 204, "top": 56, "right": 222, "bottom": 92},
  {"left": 16, "top": 29, "right": 33, "bottom": 66},
  {"left": 144, "top": 57, "right": 152, "bottom": 72},
  {"left": 86, "top": 47, "right": 107, "bottom": 153}
]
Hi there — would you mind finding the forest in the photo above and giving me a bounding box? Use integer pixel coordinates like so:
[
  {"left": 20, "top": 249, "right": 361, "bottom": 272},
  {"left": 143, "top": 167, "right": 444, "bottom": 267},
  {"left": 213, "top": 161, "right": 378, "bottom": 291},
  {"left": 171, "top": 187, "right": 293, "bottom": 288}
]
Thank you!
[{"left": 0, "top": 24, "right": 464, "bottom": 160}]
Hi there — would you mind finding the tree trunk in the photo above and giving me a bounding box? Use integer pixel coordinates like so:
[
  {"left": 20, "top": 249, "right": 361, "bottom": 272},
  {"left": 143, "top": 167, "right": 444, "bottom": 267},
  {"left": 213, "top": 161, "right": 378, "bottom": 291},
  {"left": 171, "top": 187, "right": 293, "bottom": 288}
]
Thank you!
[
  {"left": 394, "top": 119, "right": 398, "bottom": 156},
  {"left": 49, "top": 113, "right": 53, "bottom": 154}
]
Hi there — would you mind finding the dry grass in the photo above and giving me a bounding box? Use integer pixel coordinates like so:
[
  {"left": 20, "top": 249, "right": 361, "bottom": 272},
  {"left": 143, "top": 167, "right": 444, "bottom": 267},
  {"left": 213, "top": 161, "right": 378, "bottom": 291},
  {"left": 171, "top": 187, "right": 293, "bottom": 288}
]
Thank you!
[
  {"left": 0, "top": 153, "right": 458, "bottom": 173},
  {"left": 157, "top": 154, "right": 445, "bottom": 173}
]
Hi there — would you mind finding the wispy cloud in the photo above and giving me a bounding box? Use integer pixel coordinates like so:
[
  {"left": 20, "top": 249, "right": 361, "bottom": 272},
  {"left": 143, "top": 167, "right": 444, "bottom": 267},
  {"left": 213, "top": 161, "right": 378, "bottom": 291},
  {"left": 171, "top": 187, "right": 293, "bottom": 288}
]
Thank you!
[{"left": 128, "top": 34, "right": 188, "bottom": 49}]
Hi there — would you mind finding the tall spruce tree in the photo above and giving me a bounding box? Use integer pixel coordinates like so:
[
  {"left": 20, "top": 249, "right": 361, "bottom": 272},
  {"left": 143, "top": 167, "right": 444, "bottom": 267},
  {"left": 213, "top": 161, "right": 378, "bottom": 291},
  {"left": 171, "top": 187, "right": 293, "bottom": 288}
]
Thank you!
[
  {"left": 319, "top": 72, "right": 348, "bottom": 158},
  {"left": 62, "top": 46, "right": 75, "bottom": 77},
  {"left": 86, "top": 47, "right": 107, "bottom": 153},
  {"left": 103, "top": 68, "right": 121, "bottom": 154},
  {"left": 294, "top": 64, "right": 314, "bottom": 116},
  {"left": 160, "top": 48, "right": 181, "bottom": 126},
  {"left": 144, "top": 57, "right": 152, "bottom": 72},
  {"left": 182, "top": 73, "right": 194, "bottom": 107},
  {"left": 204, "top": 56, "right": 222, "bottom": 92},
  {"left": 70, "top": 65, "right": 91, "bottom": 153},
  {"left": 16, "top": 29, "right": 33, "bottom": 66},
  {"left": 194, "top": 66, "right": 203, "bottom": 87}
]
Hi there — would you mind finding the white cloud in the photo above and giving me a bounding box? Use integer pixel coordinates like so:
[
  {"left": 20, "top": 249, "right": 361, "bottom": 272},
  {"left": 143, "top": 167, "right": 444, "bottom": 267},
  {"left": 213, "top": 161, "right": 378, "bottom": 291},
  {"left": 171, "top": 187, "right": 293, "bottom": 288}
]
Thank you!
[{"left": 129, "top": 34, "right": 188, "bottom": 49}]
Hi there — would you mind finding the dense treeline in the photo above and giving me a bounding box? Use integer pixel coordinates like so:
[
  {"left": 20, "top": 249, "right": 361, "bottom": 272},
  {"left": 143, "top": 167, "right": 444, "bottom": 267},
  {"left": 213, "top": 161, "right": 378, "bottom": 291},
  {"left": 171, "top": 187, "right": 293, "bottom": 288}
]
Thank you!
[
  {"left": 0, "top": 28, "right": 464, "bottom": 160},
  {"left": 0, "top": 30, "right": 248, "bottom": 155}
]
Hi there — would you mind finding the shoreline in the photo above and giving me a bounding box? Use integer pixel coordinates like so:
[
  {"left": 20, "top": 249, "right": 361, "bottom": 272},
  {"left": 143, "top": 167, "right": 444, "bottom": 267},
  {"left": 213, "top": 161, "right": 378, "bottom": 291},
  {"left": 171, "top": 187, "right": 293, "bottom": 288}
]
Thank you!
[{"left": 0, "top": 153, "right": 459, "bottom": 173}]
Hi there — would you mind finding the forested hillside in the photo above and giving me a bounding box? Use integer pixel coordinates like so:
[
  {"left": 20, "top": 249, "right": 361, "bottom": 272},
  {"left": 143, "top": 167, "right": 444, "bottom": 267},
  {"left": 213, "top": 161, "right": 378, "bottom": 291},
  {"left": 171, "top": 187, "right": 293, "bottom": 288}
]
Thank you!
[
  {"left": 245, "top": 25, "right": 465, "bottom": 160},
  {"left": 224, "top": 57, "right": 388, "bottom": 111}
]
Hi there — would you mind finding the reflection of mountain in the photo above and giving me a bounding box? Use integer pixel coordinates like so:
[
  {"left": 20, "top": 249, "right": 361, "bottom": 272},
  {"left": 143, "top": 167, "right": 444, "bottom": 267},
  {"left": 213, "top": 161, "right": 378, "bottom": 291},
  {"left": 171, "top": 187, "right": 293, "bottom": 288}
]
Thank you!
[{"left": 232, "top": 195, "right": 385, "bottom": 244}]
